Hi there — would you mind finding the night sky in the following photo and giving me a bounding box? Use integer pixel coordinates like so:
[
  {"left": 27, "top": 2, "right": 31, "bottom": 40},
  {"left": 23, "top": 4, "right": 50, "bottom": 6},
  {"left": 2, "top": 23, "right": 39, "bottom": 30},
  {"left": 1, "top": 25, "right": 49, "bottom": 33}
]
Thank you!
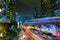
[{"left": 16, "top": 0, "right": 41, "bottom": 17}]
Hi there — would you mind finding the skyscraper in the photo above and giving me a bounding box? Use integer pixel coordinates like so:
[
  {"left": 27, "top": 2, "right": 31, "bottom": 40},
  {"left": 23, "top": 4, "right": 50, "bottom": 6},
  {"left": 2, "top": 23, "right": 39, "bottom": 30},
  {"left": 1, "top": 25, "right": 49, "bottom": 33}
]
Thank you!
[{"left": 6, "top": 0, "right": 16, "bottom": 21}]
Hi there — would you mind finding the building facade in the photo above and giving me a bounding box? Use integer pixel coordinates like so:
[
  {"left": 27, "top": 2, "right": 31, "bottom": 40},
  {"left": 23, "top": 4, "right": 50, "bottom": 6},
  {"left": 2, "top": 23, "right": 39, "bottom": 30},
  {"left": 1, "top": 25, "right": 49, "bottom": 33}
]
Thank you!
[
  {"left": 55, "top": 0, "right": 60, "bottom": 16},
  {"left": 6, "top": 0, "right": 16, "bottom": 21}
]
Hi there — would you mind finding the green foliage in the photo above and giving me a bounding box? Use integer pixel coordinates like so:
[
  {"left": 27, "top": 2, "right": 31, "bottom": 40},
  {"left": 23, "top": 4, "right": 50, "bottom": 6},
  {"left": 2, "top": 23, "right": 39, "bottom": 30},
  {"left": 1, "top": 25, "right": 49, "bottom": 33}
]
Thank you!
[{"left": 41, "top": 0, "right": 56, "bottom": 17}]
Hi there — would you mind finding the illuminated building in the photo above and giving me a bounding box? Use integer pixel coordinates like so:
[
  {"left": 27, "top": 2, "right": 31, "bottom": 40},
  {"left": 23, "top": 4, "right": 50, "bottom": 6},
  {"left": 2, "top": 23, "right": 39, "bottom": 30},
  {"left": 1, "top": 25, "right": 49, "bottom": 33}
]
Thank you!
[
  {"left": 6, "top": 0, "right": 16, "bottom": 21},
  {"left": 55, "top": 0, "right": 60, "bottom": 16}
]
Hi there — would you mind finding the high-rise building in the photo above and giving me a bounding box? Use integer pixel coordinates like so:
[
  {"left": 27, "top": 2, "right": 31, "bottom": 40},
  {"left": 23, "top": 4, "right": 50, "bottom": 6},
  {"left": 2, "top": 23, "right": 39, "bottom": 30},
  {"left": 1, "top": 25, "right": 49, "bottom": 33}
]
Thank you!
[{"left": 6, "top": 0, "right": 16, "bottom": 21}]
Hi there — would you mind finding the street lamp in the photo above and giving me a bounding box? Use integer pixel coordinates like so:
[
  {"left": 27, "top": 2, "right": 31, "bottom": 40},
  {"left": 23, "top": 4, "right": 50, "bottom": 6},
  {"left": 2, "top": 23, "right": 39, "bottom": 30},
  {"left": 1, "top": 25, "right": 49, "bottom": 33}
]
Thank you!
[
  {"left": 0, "top": 4, "right": 3, "bottom": 13},
  {"left": 0, "top": 8, "right": 2, "bottom": 12}
]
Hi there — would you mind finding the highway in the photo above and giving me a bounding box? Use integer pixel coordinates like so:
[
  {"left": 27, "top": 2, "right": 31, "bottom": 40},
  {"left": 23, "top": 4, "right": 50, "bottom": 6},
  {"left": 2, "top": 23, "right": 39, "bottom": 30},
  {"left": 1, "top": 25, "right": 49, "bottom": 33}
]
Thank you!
[{"left": 23, "top": 27, "right": 46, "bottom": 40}]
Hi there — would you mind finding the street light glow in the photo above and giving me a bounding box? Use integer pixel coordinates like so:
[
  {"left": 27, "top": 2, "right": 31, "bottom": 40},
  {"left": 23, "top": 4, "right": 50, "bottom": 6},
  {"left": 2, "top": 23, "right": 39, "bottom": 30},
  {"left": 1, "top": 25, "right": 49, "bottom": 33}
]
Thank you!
[{"left": 0, "top": 8, "right": 2, "bottom": 12}]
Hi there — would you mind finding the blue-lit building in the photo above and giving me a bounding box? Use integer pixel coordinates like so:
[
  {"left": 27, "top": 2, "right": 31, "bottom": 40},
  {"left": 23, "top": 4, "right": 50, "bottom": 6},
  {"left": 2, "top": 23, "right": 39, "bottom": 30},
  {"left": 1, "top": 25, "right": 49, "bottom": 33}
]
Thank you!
[{"left": 55, "top": 0, "right": 60, "bottom": 16}]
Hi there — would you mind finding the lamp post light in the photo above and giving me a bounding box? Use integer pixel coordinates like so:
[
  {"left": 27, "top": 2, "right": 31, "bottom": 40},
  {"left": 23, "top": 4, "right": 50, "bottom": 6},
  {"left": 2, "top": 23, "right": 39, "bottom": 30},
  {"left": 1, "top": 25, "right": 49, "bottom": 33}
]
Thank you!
[
  {"left": 0, "top": 4, "right": 3, "bottom": 13},
  {"left": 0, "top": 8, "right": 2, "bottom": 12},
  {"left": 15, "top": 12, "right": 21, "bottom": 31}
]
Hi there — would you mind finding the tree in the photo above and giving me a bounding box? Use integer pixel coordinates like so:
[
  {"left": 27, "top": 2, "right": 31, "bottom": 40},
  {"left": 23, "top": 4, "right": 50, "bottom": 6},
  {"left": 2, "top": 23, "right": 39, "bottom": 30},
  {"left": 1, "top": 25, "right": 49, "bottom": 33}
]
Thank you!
[{"left": 41, "top": 0, "right": 56, "bottom": 17}]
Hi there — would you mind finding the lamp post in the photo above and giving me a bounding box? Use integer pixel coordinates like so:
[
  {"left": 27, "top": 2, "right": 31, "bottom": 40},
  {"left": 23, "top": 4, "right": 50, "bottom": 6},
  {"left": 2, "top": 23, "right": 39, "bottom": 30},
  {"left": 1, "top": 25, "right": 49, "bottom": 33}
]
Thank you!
[
  {"left": 15, "top": 12, "right": 20, "bottom": 28},
  {"left": 15, "top": 12, "right": 22, "bottom": 33}
]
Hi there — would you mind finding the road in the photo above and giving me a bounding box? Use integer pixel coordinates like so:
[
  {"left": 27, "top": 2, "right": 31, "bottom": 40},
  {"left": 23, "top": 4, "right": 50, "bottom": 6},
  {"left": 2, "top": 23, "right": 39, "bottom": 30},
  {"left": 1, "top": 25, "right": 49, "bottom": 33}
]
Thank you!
[{"left": 23, "top": 27, "right": 45, "bottom": 40}]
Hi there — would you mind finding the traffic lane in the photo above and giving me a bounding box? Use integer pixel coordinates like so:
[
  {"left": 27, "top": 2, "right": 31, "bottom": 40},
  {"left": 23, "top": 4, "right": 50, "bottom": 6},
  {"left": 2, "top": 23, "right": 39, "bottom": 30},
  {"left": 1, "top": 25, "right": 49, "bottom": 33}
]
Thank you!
[
  {"left": 31, "top": 30, "right": 56, "bottom": 40},
  {"left": 24, "top": 29, "right": 36, "bottom": 40},
  {"left": 24, "top": 29, "right": 45, "bottom": 40},
  {"left": 23, "top": 26, "right": 45, "bottom": 40}
]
